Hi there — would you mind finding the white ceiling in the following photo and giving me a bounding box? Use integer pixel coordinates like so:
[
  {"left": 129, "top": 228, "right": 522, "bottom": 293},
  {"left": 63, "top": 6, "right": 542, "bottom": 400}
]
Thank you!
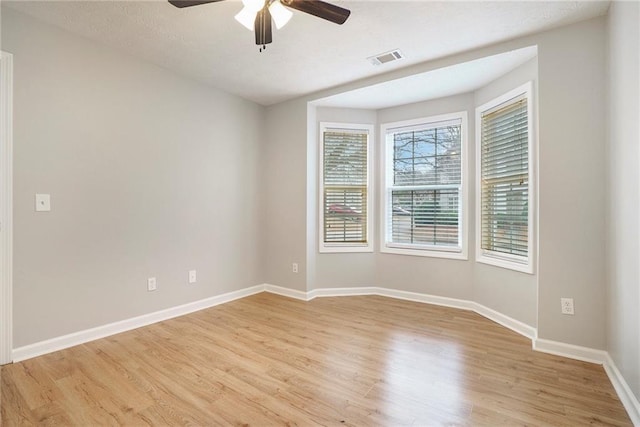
[
  {"left": 313, "top": 45, "right": 538, "bottom": 109},
  {"left": 4, "top": 1, "right": 609, "bottom": 106}
]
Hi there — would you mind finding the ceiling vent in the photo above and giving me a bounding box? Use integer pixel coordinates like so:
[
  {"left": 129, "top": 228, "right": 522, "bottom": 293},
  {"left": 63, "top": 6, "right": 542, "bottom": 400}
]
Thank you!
[{"left": 368, "top": 49, "right": 404, "bottom": 66}]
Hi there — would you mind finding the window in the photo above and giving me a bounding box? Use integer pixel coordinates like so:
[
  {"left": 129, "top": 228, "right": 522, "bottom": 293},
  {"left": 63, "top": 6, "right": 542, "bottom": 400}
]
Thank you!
[
  {"left": 380, "top": 112, "right": 467, "bottom": 258},
  {"left": 319, "top": 123, "right": 374, "bottom": 253},
  {"left": 476, "top": 82, "right": 535, "bottom": 273}
]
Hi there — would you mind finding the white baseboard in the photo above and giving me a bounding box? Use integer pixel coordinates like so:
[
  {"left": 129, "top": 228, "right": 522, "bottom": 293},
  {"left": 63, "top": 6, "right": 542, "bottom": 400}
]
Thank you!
[
  {"left": 299, "top": 286, "right": 635, "bottom": 424},
  {"left": 533, "top": 338, "right": 640, "bottom": 426},
  {"left": 308, "top": 286, "right": 379, "bottom": 299},
  {"left": 263, "top": 284, "right": 310, "bottom": 301},
  {"left": 472, "top": 302, "right": 538, "bottom": 340},
  {"left": 532, "top": 338, "right": 607, "bottom": 364},
  {"left": 9, "top": 282, "right": 638, "bottom": 425},
  {"left": 293, "top": 285, "right": 535, "bottom": 341},
  {"left": 6, "top": 283, "right": 600, "bottom": 367},
  {"left": 604, "top": 354, "right": 640, "bottom": 426},
  {"left": 374, "top": 287, "right": 475, "bottom": 310},
  {"left": 12, "top": 285, "right": 265, "bottom": 362}
]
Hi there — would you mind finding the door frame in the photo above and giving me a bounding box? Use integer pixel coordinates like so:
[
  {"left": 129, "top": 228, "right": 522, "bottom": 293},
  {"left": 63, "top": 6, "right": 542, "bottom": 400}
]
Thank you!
[{"left": 1, "top": 51, "right": 14, "bottom": 365}]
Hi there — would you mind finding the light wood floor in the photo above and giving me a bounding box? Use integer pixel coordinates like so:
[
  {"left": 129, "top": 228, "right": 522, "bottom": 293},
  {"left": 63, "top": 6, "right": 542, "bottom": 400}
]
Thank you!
[{"left": 1, "top": 293, "right": 632, "bottom": 426}]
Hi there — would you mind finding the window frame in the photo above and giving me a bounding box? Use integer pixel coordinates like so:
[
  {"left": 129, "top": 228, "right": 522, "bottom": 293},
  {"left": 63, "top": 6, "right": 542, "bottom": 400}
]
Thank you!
[
  {"left": 379, "top": 111, "right": 468, "bottom": 259},
  {"left": 475, "top": 81, "right": 536, "bottom": 274},
  {"left": 318, "top": 122, "right": 374, "bottom": 253}
]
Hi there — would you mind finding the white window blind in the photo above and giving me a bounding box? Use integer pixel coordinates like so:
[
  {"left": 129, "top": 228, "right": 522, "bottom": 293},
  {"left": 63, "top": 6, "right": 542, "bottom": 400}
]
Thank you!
[
  {"left": 480, "top": 95, "right": 529, "bottom": 260},
  {"left": 321, "top": 127, "right": 370, "bottom": 248},
  {"left": 383, "top": 116, "right": 463, "bottom": 254}
]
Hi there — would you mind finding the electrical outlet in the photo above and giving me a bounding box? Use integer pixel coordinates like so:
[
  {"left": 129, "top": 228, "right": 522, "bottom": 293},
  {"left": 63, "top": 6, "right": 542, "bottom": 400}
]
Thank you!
[
  {"left": 561, "top": 298, "right": 574, "bottom": 315},
  {"left": 147, "top": 277, "right": 157, "bottom": 292},
  {"left": 188, "top": 270, "right": 197, "bottom": 284},
  {"left": 292, "top": 263, "right": 299, "bottom": 273}
]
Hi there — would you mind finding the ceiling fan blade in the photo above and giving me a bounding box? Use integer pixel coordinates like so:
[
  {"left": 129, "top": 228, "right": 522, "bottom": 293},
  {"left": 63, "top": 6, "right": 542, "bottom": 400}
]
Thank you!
[
  {"left": 281, "top": 0, "right": 350, "bottom": 25},
  {"left": 255, "top": 7, "right": 273, "bottom": 48},
  {"left": 168, "top": 0, "right": 225, "bottom": 8}
]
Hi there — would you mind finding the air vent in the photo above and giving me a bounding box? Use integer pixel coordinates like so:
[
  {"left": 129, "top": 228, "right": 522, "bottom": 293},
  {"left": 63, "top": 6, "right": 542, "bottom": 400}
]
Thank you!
[{"left": 368, "top": 49, "right": 404, "bottom": 66}]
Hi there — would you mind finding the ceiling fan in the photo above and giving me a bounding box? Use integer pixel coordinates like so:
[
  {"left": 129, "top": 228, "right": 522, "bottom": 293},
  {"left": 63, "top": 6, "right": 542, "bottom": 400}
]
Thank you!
[{"left": 168, "top": 0, "right": 351, "bottom": 52}]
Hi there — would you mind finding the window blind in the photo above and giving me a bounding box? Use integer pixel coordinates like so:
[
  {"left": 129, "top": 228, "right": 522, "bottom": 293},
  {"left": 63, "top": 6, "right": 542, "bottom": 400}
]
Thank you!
[
  {"left": 323, "top": 129, "right": 368, "bottom": 244},
  {"left": 387, "top": 121, "right": 462, "bottom": 249},
  {"left": 480, "top": 96, "right": 529, "bottom": 258}
]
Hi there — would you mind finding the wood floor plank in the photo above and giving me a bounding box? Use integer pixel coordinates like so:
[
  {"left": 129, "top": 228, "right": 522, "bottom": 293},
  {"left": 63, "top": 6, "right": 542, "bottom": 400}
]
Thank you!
[{"left": 1, "top": 293, "right": 633, "bottom": 426}]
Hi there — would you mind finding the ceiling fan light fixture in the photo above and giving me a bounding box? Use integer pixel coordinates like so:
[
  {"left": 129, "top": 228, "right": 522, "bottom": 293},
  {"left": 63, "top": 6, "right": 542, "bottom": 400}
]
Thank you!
[
  {"left": 234, "top": 6, "right": 257, "bottom": 31},
  {"left": 269, "top": 1, "right": 293, "bottom": 29},
  {"left": 169, "top": 0, "right": 351, "bottom": 50}
]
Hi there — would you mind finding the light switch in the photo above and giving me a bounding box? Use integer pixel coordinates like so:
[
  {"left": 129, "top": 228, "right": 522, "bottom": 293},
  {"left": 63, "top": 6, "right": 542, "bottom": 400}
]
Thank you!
[{"left": 35, "top": 194, "right": 51, "bottom": 212}]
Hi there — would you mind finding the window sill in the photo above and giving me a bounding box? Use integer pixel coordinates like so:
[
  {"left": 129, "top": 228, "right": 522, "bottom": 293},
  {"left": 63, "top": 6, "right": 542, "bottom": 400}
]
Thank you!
[
  {"left": 381, "top": 244, "right": 467, "bottom": 260},
  {"left": 477, "top": 253, "right": 534, "bottom": 274},
  {"left": 319, "top": 244, "right": 374, "bottom": 254}
]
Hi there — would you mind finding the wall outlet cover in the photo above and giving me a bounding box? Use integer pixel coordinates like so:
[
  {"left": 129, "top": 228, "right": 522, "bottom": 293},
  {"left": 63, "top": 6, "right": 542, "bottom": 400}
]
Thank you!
[
  {"left": 560, "top": 297, "right": 574, "bottom": 315},
  {"left": 35, "top": 194, "right": 51, "bottom": 212}
]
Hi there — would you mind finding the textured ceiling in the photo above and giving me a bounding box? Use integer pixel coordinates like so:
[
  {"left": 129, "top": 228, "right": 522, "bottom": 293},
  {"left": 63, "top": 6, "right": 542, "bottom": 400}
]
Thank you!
[
  {"left": 314, "top": 46, "right": 538, "bottom": 109},
  {"left": 3, "top": 0, "right": 610, "bottom": 106}
]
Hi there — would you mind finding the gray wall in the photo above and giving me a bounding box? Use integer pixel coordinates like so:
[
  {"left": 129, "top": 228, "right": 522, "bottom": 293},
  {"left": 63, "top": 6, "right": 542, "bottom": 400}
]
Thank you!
[
  {"left": 4, "top": 3, "right": 629, "bottom": 394},
  {"left": 535, "top": 17, "right": 607, "bottom": 349},
  {"left": 311, "top": 98, "right": 476, "bottom": 300},
  {"left": 310, "top": 62, "right": 538, "bottom": 326},
  {"left": 606, "top": 0, "right": 640, "bottom": 401},
  {"left": 264, "top": 17, "right": 608, "bottom": 349},
  {"left": 375, "top": 95, "right": 475, "bottom": 301},
  {"left": 3, "top": 8, "right": 265, "bottom": 347},
  {"left": 313, "top": 108, "right": 378, "bottom": 289},
  {"left": 472, "top": 59, "right": 538, "bottom": 327},
  {"left": 263, "top": 99, "right": 308, "bottom": 291}
]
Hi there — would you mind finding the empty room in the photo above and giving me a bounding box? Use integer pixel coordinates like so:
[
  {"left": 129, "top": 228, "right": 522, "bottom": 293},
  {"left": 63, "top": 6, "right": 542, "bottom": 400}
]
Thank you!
[{"left": 1, "top": 0, "right": 639, "bottom": 425}]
